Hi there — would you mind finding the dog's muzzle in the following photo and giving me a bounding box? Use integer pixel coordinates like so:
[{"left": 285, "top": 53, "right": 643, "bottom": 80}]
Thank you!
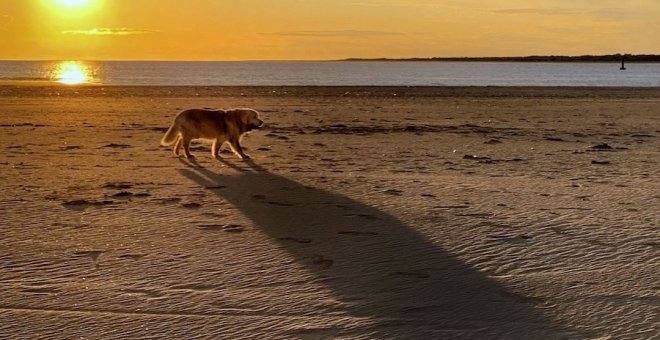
[{"left": 248, "top": 120, "right": 264, "bottom": 130}]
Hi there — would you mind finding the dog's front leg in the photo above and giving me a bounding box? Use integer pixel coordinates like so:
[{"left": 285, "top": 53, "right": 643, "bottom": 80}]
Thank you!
[
  {"left": 182, "top": 136, "right": 194, "bottom": 159},
  {"left": 229, "top": 138, "right": 250, "bottom": 159}
]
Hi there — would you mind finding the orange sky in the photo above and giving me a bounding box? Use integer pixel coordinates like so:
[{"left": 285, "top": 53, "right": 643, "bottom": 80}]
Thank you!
[{"left": 0, "top": 0, "right": 658, "bottom": 60}]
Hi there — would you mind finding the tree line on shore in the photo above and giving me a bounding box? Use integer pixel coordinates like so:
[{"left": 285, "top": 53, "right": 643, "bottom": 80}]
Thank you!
[{"left": 343, "top": 54, "right": 660, "bottom": 62}]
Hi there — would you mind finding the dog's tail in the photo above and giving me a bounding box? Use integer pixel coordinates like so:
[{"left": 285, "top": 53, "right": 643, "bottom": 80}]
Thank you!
[{"left": 160, "top": 124, "right": 179, "bottom": 146}]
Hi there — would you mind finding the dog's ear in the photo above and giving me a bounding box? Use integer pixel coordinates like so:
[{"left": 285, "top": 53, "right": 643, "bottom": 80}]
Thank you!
[
  {"left": 238, "top": 109, "right": 250, "bottom": 126},
  {"left": 229, "top": 109, "right": 248, "bottom": 130}
]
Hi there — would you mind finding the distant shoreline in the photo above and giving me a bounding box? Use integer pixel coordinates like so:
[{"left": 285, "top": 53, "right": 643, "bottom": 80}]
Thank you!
[{"left": 342, "top": 54, "right": 660, "bottom": 62}]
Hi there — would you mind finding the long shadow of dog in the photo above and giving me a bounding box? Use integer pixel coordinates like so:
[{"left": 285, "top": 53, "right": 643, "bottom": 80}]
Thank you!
[{"left": 179, "top": 160, "right": 576, "bottom": 339}]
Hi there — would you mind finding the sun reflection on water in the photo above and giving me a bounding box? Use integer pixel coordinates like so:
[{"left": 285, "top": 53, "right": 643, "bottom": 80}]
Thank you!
[{"left": 52, "top": 61, "right": 93, "bottom": 84}]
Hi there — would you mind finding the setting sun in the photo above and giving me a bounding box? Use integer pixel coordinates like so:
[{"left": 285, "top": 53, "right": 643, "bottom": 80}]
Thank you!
[
  {"left": 52, "top": 61, "right": 91, "bottom": 84},
  {"left": 55, "top": 0, "right": 91, "bottom": 6}
]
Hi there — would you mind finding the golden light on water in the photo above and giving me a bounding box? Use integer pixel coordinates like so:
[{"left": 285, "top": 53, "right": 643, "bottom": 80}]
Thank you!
[{"left": 53, "top": 61, "right": 91, "bottom": 84}]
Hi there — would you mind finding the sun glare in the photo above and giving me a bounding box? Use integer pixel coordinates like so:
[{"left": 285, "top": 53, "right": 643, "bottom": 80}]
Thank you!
[
  {"left": 53, "top": 61, "right": 91, "bottom": 85},
  {"left": 55, "top": 0, "right": 91, "bottom": 6}
]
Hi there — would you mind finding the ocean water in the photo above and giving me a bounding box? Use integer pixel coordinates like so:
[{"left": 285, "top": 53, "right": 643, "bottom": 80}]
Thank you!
[{"left": 0, "top": 60, "right": 659, "bottom": 86}]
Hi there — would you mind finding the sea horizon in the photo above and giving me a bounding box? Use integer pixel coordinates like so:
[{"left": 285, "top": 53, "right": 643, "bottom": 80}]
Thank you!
[{"left": 1, "top": 60, "right": 659, "bottom": 87}]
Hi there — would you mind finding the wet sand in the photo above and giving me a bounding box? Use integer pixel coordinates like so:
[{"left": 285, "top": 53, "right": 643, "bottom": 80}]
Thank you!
[{"left": 1, "top": 86, "right": 658, "bottom": 339}]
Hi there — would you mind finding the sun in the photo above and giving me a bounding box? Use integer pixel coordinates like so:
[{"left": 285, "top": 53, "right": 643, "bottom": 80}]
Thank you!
[
  {"left": 55, "top": 0, "right": 91, "bottom": 6},
  {"left": 46, "top": 0, "right": 100, "bottom": 16}
]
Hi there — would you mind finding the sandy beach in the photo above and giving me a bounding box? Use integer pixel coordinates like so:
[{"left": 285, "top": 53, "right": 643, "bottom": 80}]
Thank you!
[{"left": 1, "top": 85, "right": 658, "bottom": 339}]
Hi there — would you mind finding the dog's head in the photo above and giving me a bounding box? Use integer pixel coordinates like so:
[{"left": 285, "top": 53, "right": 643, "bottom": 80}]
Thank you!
[{"left": 232, "top": 108, "right": 264, "bottom": 132}]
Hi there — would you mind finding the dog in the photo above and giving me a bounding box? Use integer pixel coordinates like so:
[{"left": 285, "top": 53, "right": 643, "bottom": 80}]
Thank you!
[{"left": 160, "top": 108, "right": 263, "bottom": 159}]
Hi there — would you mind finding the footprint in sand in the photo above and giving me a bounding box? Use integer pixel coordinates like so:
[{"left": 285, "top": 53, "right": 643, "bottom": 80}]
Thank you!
[
  {"left": 266, "top": 201, "right": 293, "bottom": 206},
  {"left": 112, "top": 191, "right": 134, "bottom": 198},
  {"left": 73, "top": 250, "right": 104, "bottom": 268},
  {"left": 463, "top": 154, "right": 496, "bottom": 164},
  {"left": 101, "top": 143, "right": 132, "bottom": 149},
  {"left": 549, "top": 226, "right": 568, "bottom": 235},
  {"left": 591, "top": 160, "right": 611, "bottom": 165},
  {"left": 198, "top": 224, "right": 244, "bottom": 233},
  {"left": 59, "top": 145, "right": 81, "bottom": 151},
  {"left": 62, "top": 199, "right": 92, "bottom": 209},
  {"left": 62, "top": 199, "right": 114, "bottom": 211},
  {"left": 312, "top": 255, "right": 333, "bottom": 268},
  {"left": 384, "top": 189, "right": 403, "bottom": 196},
  {"left": 181, "top": 202, "right": 202, "bottom": 209},
  {"left": 278, "top": 237, "right": 312, "bottom": 244},
  {"left": 204, "top": 185, "right": 227, "bottom": 190}
]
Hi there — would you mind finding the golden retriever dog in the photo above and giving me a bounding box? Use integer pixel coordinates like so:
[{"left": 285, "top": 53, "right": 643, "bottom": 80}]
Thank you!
[{"left": 160, "top": 108, "right": 263, "bottom": 159}]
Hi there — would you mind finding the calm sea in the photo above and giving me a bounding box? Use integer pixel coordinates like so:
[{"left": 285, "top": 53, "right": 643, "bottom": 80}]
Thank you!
[{"left": 0, "top": 60, "right": 659, "bottom": 86}]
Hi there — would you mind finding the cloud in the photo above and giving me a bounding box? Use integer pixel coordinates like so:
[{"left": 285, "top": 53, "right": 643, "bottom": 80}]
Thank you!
[
  {"left": 259, "top": 30, "right": 403, "bottom": 37},
  {"left": 61, "top": 28, "right": 158, "bottom": 36},
  {"left": 350, "top": 0, "right": 449, "bottom": 9},
  {"left": 492, "top": 8, "right": 580, "bottom": 15},
  {"left": 491, "top": 7, "right": 628, "bottom": 17}
]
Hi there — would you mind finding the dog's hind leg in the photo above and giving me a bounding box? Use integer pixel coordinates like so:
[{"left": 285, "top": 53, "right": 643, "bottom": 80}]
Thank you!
[
  {"left": 173, "top": 136, "right": 182, "bottom": 156},
  {"left": 211, "top": 138, "right": 222, "bottom": 158}
]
